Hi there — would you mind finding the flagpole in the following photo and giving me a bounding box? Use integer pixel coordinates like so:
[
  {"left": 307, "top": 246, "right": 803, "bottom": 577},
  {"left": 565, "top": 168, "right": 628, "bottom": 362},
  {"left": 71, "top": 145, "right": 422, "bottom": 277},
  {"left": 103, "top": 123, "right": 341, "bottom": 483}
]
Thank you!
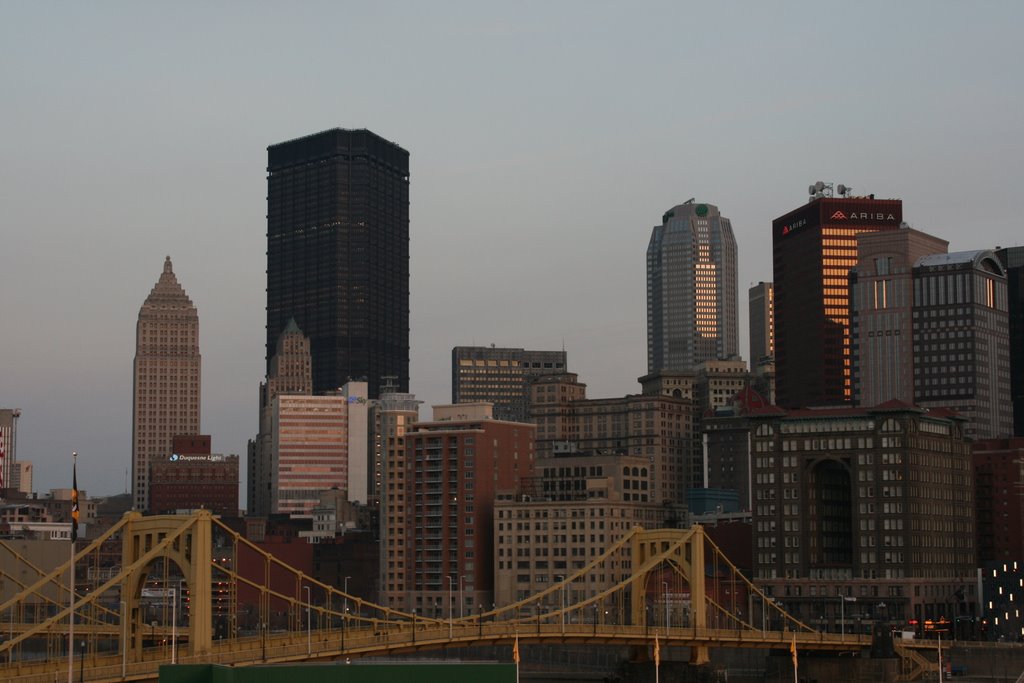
[
  {"left": 68, "top": 451, "right": 78, "bottom": 683},
  {"left": 654, "top": 633, "right": 660, "bottom": 683},
  {"left": 68, "top": 536, "right": 74, "bottom": 683},
  {"left": 791, "top": 634, "right": 798, "bottom": 683},
  {"left": 513, "top": 632, "right": 520, "bottom": 683}
]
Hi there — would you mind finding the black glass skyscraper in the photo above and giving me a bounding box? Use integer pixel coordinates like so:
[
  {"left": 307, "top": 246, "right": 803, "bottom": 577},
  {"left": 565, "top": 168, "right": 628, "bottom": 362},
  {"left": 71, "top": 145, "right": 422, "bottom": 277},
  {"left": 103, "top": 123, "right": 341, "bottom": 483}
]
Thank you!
[{"left": 266, "top": 128, "right": 409, "bottom": 397}]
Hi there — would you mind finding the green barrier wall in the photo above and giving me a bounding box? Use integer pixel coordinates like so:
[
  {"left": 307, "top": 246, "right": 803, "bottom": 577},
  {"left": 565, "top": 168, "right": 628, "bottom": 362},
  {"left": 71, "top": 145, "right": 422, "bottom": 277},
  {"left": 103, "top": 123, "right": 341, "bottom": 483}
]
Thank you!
[{"left": 160, "top": 662, "right": 516, "bottom": 683}]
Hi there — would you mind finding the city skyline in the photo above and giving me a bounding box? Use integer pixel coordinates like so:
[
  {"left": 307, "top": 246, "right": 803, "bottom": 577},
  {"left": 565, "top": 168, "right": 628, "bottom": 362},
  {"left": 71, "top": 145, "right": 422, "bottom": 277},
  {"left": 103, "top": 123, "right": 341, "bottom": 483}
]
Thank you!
[{"left": 3, "top": 3, "right": 1023, "bottom": 497}]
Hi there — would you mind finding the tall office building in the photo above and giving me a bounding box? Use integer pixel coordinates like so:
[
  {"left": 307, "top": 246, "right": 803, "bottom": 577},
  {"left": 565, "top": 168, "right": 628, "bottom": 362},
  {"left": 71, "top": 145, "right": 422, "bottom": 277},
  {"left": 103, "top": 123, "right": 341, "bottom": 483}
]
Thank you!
[
  {"left": 647, "top": 200, "right": 738, "bottom": 373},
  {"left": 0, "top": 408, "right": 21, "bottom": 498},
  {"left": 850, "top": 226, "right": 949, "bottom": 407},
  {"left": 748, "top": 403, "right": 975, "bottom": 628},
  {"left": 132, "top": 257, "right": 201, "bottom": 511},
  {"left": 266, "top": 128, "right": 410, "bottom": 398},
  {"left": 773, "top": 191, "right": 902, "bottom": 407},
  {"left": 748, "top": 282, "right": 774, "bottom": 366},
  {"left": 452, "top": 346, "right": 567, "bottom": 422},
  {"left": 996, "top": 247, "right": 1024, "bottom": 436},
  {"left": 249, "top": 319, "right": 313, "bottom": 516},
  {"left": 912, "top": 250, "right": 1012, "bottom": 440}
]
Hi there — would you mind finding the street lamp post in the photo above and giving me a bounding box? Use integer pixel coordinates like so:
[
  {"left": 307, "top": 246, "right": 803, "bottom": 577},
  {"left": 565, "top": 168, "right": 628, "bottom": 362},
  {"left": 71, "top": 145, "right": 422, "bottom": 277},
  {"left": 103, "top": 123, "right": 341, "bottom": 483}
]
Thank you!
[
  {"left": 662, "top": 581, "right": 669, "bottom": 631},
  {"left": 304, "top": 586, "right": 311, "bottom": 656},
  {"left": 459, "top": 575, "right": 466, "bottom": 620},
  {"left": 342, "top": 576, "right": 351, "bottom": 651},
  {"left": 79, "top": 640, "right": 85, "bottom": 683},
  {"left": 447, "top": 575, "right": 454, "bottom": 641},
  {"left": 120, "top": 600, "right": 127, "bottom": 678},
  {"left": 555, "top": 576, "right": 566, "bottom": 631},
  {"left": 170, "top": 586, "right": 177, "bottom": 665}
]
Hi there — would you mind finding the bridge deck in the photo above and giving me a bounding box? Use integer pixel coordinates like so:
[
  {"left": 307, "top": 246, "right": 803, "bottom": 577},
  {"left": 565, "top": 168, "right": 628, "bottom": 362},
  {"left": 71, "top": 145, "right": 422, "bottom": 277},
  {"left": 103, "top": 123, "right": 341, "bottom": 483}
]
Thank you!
[{"left": 0, "top": 623, "right": 870, "bottom": 683}]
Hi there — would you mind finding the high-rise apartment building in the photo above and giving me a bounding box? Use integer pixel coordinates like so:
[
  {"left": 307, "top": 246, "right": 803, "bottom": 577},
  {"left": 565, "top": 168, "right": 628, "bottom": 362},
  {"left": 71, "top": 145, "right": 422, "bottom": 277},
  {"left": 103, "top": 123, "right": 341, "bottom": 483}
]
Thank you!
[
  {"left": 773, "top": 192, "right": 902, "bottom": 407},
  {"left": 132, "top": 257, "right": 201, "bottom": 511},
  {"left": 382, "top": 404, "right": 535, "bottom": 615},
  {"left": 647, "top": 200, "right": 738, "bottom": 373},
  {"left": 850, "top": 226, "right": 949, "bottom": 407},
  {"left": 266, "top": 128, "right": 410, "bottom": 398},
  {"left": 995, "top": 247, "right": 1024, "bottom": 436},
  {"left": 452, "top": 346, "right": 567, "bottom": 423},
  {"left": 912, "top": 250, "right": 1012, "bottom": 439},
  {"left": 748, "top": 282, "right": 774, "bottom": 366},
  {"left": 375, "top": 390, "right": 421, "bottom": 606}
]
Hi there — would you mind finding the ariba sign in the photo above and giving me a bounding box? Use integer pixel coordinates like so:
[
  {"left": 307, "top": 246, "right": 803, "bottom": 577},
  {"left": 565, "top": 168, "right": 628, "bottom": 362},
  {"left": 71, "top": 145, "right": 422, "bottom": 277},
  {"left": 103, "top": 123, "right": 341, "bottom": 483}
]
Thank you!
[{"left": 829, "top": 210, "right": 898, "bottom": 222}]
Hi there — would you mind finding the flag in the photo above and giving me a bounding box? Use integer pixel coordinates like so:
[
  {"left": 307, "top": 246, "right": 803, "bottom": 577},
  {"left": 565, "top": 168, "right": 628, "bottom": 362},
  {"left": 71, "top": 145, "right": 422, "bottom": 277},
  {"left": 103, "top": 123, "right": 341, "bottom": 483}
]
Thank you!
[
  {"left": 513, "top": 634, "right": 520, "bottom": 664},
  {"left": 654, "top": 634, "right": 660, "bottom": 666},
  {"left": 790, "top": 634, "right": 798, "bottom": 670},
  {"left": 71, "top": 454, "right": 80, "bottom": 543}
]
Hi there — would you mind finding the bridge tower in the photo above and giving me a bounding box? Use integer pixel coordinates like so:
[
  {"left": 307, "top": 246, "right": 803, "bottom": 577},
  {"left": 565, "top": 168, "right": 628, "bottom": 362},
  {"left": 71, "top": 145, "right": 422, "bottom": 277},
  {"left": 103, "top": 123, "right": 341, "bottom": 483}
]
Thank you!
[
  {"left": 629, "top": 525, "right": 709, "bottom": 664},
  {"left": 121, "top": 510, "right": 214, "bottom": 659}
]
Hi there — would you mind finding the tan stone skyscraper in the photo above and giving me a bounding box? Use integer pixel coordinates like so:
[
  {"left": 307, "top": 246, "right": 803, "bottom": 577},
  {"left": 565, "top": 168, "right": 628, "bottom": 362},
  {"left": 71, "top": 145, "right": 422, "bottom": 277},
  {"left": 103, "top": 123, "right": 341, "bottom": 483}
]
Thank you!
[{"left": 132, "top": 256, "right": 201, "bottom": 511}]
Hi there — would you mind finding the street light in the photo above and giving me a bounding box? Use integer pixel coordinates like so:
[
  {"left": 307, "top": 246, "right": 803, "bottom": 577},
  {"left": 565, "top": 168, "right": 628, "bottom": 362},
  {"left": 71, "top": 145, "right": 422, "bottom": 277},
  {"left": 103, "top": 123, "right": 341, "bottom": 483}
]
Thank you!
[
  {"left": 342, "top": 576, "right": 351, "bottom": 651},
  {"left": 555, "top": 576, "right": 566, "bottom": 631},
  {"left": 663, "top": 581, "right": 669, "bottom": 631},
  {"left": 447, "top": 575, "right": 454, "bottom": 640},
  {"left": 459, "top": 575, "right": 466, "bottom": 620},
  {"left": 304, "top": 586, "right": 311, "bottom": 656},
  {"left": 79, "top": 640, "right": 86, "bottom": 683},
  {"left": 170, "top": 585, "right": 177, "bottom": 665},
  {"left": 120, "top": 600, "right": 127, "bottom": 678},
  {"left": 838, "top": 594, "right": 856, "bottom": 641}
]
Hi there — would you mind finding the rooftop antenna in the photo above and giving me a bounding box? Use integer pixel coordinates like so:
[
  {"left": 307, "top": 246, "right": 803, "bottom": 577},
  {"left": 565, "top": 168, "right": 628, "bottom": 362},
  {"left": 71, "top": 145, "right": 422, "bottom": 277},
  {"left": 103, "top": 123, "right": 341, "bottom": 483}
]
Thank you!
[{"left": 807, "top": 181, "right": 834, "bottom": 200}]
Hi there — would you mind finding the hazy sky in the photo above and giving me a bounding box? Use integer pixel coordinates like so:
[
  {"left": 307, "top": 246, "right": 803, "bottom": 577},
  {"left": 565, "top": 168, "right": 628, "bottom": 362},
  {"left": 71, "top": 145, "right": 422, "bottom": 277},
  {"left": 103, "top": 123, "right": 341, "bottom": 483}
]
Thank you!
[{"left": 2, "top": 2, "right": 1022, "bottom": 500}]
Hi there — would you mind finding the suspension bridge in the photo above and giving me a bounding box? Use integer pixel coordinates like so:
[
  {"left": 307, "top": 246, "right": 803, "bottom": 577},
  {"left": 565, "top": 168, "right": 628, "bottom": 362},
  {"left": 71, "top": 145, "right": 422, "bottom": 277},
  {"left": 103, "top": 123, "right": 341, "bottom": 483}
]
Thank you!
[{"left": 2, "top": 510, "right": 947, "bottom": 682}]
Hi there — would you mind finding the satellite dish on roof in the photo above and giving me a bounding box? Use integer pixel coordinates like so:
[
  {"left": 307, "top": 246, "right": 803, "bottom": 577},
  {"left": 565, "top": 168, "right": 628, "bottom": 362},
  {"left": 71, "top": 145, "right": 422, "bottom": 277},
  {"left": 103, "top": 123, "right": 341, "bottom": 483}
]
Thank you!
[
  {"left": 815, "top": 181, "right": 825, "bottom": 191},
  {"left": 837, "top": 184, "right": 847, "bottom": 195},
  {"left": 808, "top": 185, "right": 816, "bottom": 196}
]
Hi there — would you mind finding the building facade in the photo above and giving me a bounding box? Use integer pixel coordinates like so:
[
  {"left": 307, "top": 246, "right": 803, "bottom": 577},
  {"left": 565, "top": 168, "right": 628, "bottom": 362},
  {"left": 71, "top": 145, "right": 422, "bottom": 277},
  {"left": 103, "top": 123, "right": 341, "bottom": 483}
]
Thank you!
[
  {"left": 995, "top": 247, "right": 1024, "bottom": 436},
  {"left": 748, "top": 282, "right": 774, "bottom": 367},
  {"left": 266, "top": 128, "right": 410, "bottom": 397},
  {"left": 912, "top": 250, "right": 1012, "bottom": 440},
  {"left": 382, "top": 404, "right": 535, "bottom": 616},
  {"left": 0, "top": 408, "right": 21, "bottom": 498},
  {"left": 131, "top": 257, "right": 201, "bottom": 511},
  {"left": 452, "top": 346, "right": 567, "bottom": 423},
  {"left": 647, "top": 200, "right": 738, "bottom": 374},
  {"left": 249, "top": 319, "right": 314, "bottom": 516},
  {"left": 749, "top": 403, "right": 976, "bottom": 628},
  {"left": 493, "top": 454, "right": 665, "bottom": 607},
  {"left": 850, "top": 226, "right": 949, "bottom": 407},
  {"left": 773, "top": 195, "right": 902, "bottom": 408},
  {"left": 530, "top": 373, "right": 695, "bottom": 506},
  {"left": 269, "top": 393, "right": 350, "bottom": 516},
  {"left": 973, "top": 438, "right": 1024, "bottom": 565},
  {"left": 695, "top": 358, "right": 750, "bottom": 413},
  {"left": 150, "top": 453, "right": 239, "bottom": 516},
  {"left": 376, "top": 391, "right": 421, "bottom": 604}
]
